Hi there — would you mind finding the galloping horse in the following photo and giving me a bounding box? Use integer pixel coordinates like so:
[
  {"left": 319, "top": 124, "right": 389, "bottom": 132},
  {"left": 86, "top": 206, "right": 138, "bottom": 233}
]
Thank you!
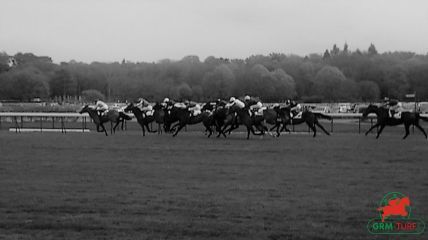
[
  {"left": 362, "top": 104, "right": 428, "bottom": 139},
  {"left": 260, "top": 106, "right": 290, "bottom": 137},
  {"left": 221, "top": 105, "right": 265, "bottom": 139},
  {"left": 153, "top": 103, "right": 166, "bottom": 134},
  {"left": 79, "top": 105, "right": 132, "bottom": 136},
  {"left": 124, "top": 103, "right": 156, "bottom": 136},
  {"left": 280, "top": 108, "right": 331, "bottom": 137},
  {"left": 164, "top": 105, "right": 213, "bottom": 137}
]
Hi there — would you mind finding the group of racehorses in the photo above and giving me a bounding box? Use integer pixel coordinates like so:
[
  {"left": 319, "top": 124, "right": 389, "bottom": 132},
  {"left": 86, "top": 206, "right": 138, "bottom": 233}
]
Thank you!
[
  {"left": 79, "top": 100, "right": 332, "bottom": 139},
  {"left": 79, "top": 102, "right": 428, "bottom": 140}
]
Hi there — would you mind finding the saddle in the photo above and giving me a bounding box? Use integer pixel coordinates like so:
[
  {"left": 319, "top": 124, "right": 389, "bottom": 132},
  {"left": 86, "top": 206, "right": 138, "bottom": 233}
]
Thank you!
[
  {"left": 144, "top": 110, "right": 154, "bottom": 116},
  {"left": 189, "top": 110, "right": 201, "bottom": 117},
  {"left": 389, "top": 111, "right": 402, "bottom": 119},
  {"left": 291, "top": 111, "right": 302, "bottom": 119}
]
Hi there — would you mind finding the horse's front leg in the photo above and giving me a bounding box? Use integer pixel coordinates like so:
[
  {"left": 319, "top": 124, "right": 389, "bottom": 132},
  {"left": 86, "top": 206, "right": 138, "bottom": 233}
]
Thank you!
[
  {"left": 365, "top": 123, "right": 380, "bottom": 136},
  {"left": 113, "top": 121, "right": 120, "bottom": 133},
  {"left": 100, "top": 124, "right": 108, "bottom": 136}
]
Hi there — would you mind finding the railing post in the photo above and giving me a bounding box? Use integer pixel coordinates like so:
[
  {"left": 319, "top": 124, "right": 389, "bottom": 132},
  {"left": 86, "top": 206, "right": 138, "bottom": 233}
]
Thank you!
[
  {"left": 330, "top": 118, "right": 334, "bottom": 133},
  {"left": 358, "top": 117, "right": 361, "bottom": 134}
]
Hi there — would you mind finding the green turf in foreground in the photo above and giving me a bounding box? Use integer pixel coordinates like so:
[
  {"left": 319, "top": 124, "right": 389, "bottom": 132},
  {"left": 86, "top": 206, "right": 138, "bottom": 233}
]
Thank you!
[{"left": 0, "top": 131, "right": 427, "bottom": 239}]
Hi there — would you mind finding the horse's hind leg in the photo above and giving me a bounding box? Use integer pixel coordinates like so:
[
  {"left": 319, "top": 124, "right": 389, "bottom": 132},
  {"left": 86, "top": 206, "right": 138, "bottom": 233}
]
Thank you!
[
  {"left": 315, "top": 121, "right": 330, "bottom": 136},
  {"left": 403, "top": 124, "right": 410, "bottom": 139},
  {"left": 306, "top": 121, "right": 316, "bottom": 137},
  {"left": 365, "top": 123, "right": 380, "bottom": 136},
  {"left": 158, "top": 124, "right": 162, "bottom": 135},
  {"left": 100, "top": 124, "right": 108, "bottom": 136},
  {"left": 172, "top": 124, "right": 185, "bottom": 137},
  {"left": 375, "top": 125, "right": 386, "bottom": 139},
  {"left": 206, "top": 126, "right": 213, "bottom": 138},
  {"left": 140, "top": 123, "right": 146, "bottom": 136},
  {"left": 414, "top": 123, "right": 427, "bottom": 139},
  {"left": 148, "top": 123, "right": 157, "bottom": 133},
  {"left": 113, "top": 121, "right": 120, "bottom": 133}
]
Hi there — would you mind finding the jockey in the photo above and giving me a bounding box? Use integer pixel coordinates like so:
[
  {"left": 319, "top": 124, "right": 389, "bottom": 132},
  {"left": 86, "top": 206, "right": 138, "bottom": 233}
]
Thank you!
[
  {"left": 136, "top": 98, "right": 153, "bottom": 116},
  {"left": 383, "top": 97, "right": 401, "bottom": 118},
  {"left": 226, "top": 97, "right": 245, "bottom": 109},
  {"left": 244, "top": 95, "right": 263, "bottom": 115},
  {"left": 287, "top": 99, "right": 302, "bottom": 118},
  {"left": 163, "top": 97, "right": 175, "bottom": 109},
  {"left": 95, "top": 99, "right": 108, "bottom": 116},
  {"left": 215, "top": 99, "right": 227, "bottom": 109},
  {"left": 186, "top": 100, "right": 202, "bottom": 116}
]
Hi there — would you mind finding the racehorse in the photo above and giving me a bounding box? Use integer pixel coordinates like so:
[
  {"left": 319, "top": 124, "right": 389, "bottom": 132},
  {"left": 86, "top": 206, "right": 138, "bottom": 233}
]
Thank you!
[
  {"left": 280, "top": 108, "right": 331, "bottom": 137},
  {"left": 362, "top": 104, "right": 428, "bottom": 139},
  {"left": 124, "top": 103, "right": 156, "bottom": 136},
  {"left": 261, "top": 106, "right": 291, "bottom": 137},
  {"left": 163, "top": 105, "right": 213, "bottom": 137},
  {"left": 153, "top": 103, "right": 166, "bottom": 134},
  {"left": 79, "top": 105, "right": 132, "bottom": 136},
  {"left": 200, "top": 101, "right": 228, "bottom": 137},
  {"left": 220, "top": 105, "right": 265, "bottom": 139}
]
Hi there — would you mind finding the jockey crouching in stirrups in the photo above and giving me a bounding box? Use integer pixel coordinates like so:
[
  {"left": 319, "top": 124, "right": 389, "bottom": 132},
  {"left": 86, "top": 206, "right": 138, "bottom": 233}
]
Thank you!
[
  {"left": 226, "top": 97, "right": 245, "bottom": 126},
  {"left": 136, "top": 98, "right": 153, "bottom": 117},
  {"left": 382, "top": 97, "right": 402, "bottom": 118},
  {"left": 95, "top": 99, "right": 109, "bottom": 117},
  {"left": 288, "top": 99, "right": 302, "bottom": 119},
  {"left": 244, "top": 95, "right": 263, "bottom": 120},
  {"left": 185, "top": 100, "right": 202, "bottom": 117}
]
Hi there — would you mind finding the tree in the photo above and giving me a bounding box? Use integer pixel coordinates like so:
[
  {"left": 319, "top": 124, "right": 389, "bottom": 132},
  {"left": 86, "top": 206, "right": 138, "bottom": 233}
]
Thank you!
[
  {"left": 384, "top": 66, "right": 409, "bottom": 98},
  {"left": 368, "top": 43, "right": 378, "bottom": 56},
  {"left": 271, "top": 69, "right": 297, "bottom": 101},
  {"left": 49, "top": 69, "right": 77, "bottom": 99},
  {"left": 313, "top": 66, "right": 356, "bottom": 101},
  {"left": 202, "top": 64, "right": 235, "bottom": 99},
  {"left": 358, "top": 81, "right": 380, "bottom": 101},
  {"left": 331, "top": 44, "right": 340, "bottom": 56},
  {"left": 1, "top": 67, "right": 50, "bottom": 101},
  {"left": 176, "top": 82, "right": 193, "bottom": 100},
  {"left": 81, "top": 89, "right": 105, "bottom": 102},
  {"left": 343, "top": 43, "right": 349, "bottom": 54},
  {"left": 323, "top": 50, "right": 331, "bottom": 60}
]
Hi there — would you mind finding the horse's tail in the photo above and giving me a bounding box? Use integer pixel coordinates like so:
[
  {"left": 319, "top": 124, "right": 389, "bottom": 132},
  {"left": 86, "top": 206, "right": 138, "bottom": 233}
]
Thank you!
[
  {"left": 119, "top": 112, "right": 132, "bottom": 120},
  {"left": 314, "top": 112, "right": 332, "bottom": 120},
  {"left": 419, "top": 115, "right": 428, "bottom": 122}
]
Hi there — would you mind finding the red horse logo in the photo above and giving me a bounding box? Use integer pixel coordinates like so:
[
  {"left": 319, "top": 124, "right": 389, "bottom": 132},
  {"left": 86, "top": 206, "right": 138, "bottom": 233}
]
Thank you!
[{"left": 377, "top": 196, "right": 410, "bottom": 222}]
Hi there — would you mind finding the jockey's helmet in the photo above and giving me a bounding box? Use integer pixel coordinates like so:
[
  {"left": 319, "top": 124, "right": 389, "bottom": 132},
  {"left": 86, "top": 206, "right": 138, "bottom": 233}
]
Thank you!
[
  {"left": 244, "top": 95, "right": 250, "bottom": 101},
  {"left": 229, "top": 97, "right": 236, "bottom": 103},
  {"left": 163, "top": 98, "right": 170, "bottom": 103}
]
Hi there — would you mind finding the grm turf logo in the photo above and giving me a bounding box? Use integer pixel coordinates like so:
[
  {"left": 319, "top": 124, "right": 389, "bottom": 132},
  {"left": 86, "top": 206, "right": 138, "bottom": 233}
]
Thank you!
[{"left": 367, "top": 192, "right": 425, "bottom": 235}]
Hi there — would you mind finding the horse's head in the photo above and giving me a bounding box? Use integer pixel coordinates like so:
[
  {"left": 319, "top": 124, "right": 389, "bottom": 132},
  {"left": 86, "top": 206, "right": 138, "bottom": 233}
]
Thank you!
[
  {"left": 362, "top": 104, "right": 378, "bottom": 118},
  {"left": 123, "top": 103, "right": 134, "bottom": 112},
  {"left": 79, "top": 105, "right": 90, "bottom": 114},
  {"left": 201, "top": 101, "right": 214, "bottom": 112},
  {"left": 153, "top": 102, "right": 164, "bottom": 111}
]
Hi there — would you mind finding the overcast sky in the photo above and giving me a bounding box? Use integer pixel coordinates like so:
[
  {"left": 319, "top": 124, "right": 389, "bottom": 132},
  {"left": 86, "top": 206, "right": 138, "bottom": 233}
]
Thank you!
[{"left": 1, "top": 0, "right": 427, "bottom": 63}]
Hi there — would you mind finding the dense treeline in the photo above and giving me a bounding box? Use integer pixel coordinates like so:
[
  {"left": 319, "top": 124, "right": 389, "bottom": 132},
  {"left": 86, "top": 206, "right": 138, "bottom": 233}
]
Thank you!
[{"left": 1, "top": 43, "right": 428, "bottom": 103}]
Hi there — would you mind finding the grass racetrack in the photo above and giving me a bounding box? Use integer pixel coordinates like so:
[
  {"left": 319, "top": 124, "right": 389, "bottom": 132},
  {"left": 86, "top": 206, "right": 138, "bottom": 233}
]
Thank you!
[{"left": 1, "top": 128, "right": 428, "bottom": 239}]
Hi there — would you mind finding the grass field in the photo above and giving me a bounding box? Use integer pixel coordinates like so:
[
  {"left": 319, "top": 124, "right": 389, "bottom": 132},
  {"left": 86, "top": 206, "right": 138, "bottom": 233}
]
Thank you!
[{"left": 1, "top": 128, "right": 428, "bottom": 239}]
